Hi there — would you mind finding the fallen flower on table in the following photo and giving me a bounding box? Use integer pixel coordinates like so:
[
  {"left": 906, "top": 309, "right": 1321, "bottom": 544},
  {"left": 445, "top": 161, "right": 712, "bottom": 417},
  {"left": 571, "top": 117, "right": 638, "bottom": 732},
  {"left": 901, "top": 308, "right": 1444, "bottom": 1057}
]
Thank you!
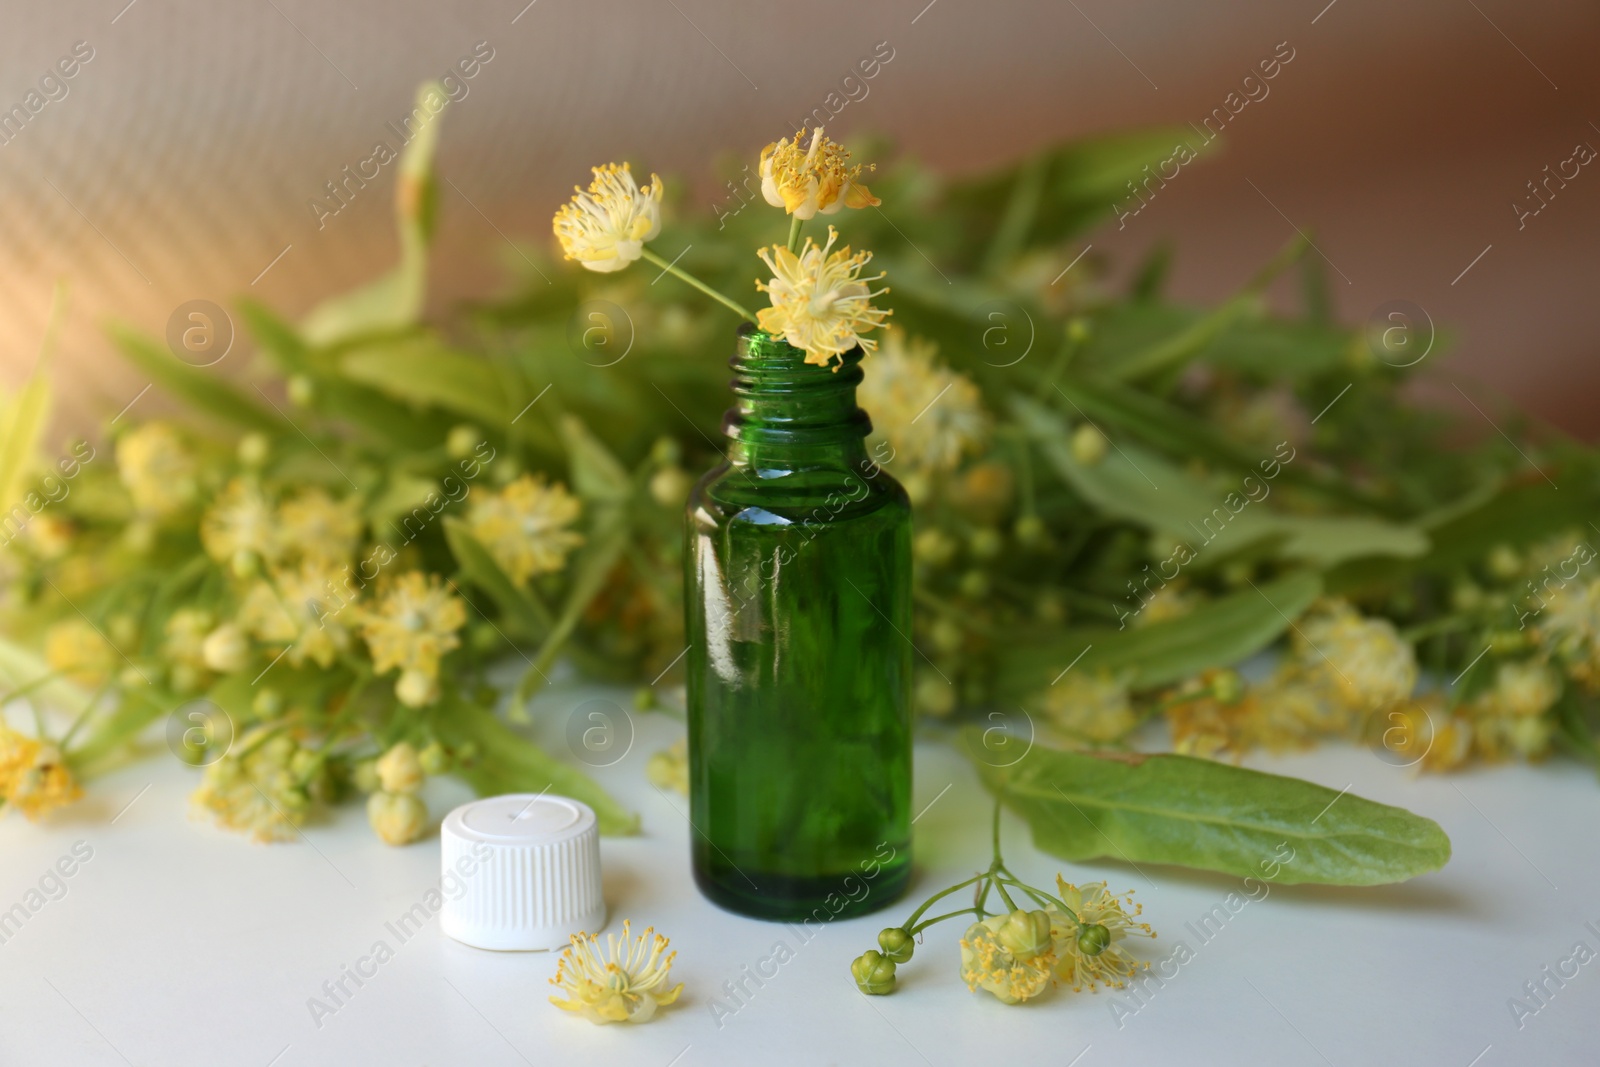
[{"left": 550, "top": 920, "right": 684, "bottom": 1024}]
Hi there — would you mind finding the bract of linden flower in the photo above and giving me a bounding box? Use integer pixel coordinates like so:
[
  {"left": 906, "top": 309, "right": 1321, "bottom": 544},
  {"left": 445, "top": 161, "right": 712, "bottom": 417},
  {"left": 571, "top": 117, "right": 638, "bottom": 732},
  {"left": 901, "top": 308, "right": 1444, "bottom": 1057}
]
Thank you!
[
  {"left": 552, "top": 162, "right": 663, "bottom": 273},
  {"left": 550, "top": 921, "right": 684, "bottom": 1024},
  {"left": 756, "top": 226, "right": 891, "bottom": 369},
  {"left": 758, "top": 127, "right": 880, "bottom": 219}
]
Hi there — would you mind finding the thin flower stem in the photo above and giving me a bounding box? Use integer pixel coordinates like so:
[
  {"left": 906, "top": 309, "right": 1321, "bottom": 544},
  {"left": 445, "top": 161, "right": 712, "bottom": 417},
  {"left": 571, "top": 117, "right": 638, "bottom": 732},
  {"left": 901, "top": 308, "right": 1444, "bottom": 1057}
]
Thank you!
[
  {"left": 786, "top": 215, "right": 805, "bottom": 254},
  {"left": 991, "top": 800, "right": 1004, "bottom": 866},
  {"left": 908, "top": 907, "right": 980, "bottom": 936},
  {"left": 992, "top": 875, "right": 1019, "bottom": 912},
  {"left": 902, "top": 872, "right": 988, "bottom": 930},
  {"left": 638, "top": 247, "right": 758, "bottom": 323}
]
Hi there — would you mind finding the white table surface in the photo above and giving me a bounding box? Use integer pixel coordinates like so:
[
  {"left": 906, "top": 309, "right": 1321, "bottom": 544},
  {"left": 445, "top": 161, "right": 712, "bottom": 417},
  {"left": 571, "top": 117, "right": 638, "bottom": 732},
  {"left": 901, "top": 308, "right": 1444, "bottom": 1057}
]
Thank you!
[{"left": 2, "top": 683, "right": 1596, "bottom": 1067}]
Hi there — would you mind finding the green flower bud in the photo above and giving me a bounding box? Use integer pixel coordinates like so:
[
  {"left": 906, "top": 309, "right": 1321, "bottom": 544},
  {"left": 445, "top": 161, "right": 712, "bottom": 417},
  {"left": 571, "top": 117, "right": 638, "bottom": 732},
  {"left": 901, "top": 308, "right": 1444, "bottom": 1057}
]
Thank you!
[
  {"left": 417, "top": 741, "right": 449, "bottom": 776},
  {"left": 877, "top": 927, "right": 914, "bottom": 964},
  {"left": 1014, "top": 515, "right": 1048, "bottom": 548},
  {"left": 352, "top": 758, "right": 381, "bottom": 794},
  {"left": 850, "top": 949, "right": 897, "bottom": 995},
  {"left": 446, "top": 424, "right": 482, "bottom": 459},
  {"left": 913, "top": 528, "right": 957, "bottom": 569},
  {"left": 632, "top": 687, "right": 656, "bottom": 712},
  {"left": 958, "top": 570, "right": 990, "bottom": 599},
  {"left": 968, "top": 527, "right": 1003, "bottom": 561},
  {"left": 231, "top": 548, "right": 262, "bottom": 581},
  {"left": 1486, "top": 544, "right": 1522, "bottom": 581},
  {"left": 649, "top": 466, "right": 692, "bottom": 508},
  {"left": 253, "top": 688, "right": 284, "bottom": 719},
  {"left": 1210, "top": 668, "right": 1244, "bottom": 705},
  {"left": 287, "top": 375, "right": 316, "bottom": 408},
  {"left": 915, "top": 672, "right": 957, "bottom": 718},
  {"left": 997, "top": 909, "right": 1053, "bottom": 960},
  {"left": 1066, "top": 317, "right": 1092, "bottom": 344},
  {"left": 1076, "top": 922, "right": 1111, "bottom": 956},
  {"left": 1071, "top": 424, "right": 1108, "bottom": 466},
  {"left": 237, "top": 433, "right": 270, "bottom": 468},
  {"left": 930, "top": 617, "right": 964, "bottom": 654},
  {"left": 649, "top": 436, "right": 682, "bottom": 466}
]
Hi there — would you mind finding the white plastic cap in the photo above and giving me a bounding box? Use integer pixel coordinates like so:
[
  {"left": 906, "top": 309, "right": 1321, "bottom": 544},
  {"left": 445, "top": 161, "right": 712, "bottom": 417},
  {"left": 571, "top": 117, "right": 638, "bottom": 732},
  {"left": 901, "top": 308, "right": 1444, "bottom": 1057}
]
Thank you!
[{"left": 439, "top": 794, "right": 606, "bottom": 951}]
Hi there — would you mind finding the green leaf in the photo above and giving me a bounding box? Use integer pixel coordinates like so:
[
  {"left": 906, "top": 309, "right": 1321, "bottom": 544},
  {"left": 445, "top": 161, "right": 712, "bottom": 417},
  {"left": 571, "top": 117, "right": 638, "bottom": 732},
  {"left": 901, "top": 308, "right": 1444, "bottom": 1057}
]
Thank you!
[
  {"left": 239, "top": 300, "right": 453, "bottom": 448},
  {"left": 443, "top": 517, "right": 553, "bottom": 638},
  {"left": 339, "top": 336, "right": 509, "bottom": 427},
  {"left": 966, "top": 732, "right": 1451, "bottom": 885},
  {"left": 108, "top": 322, "right": 286, "bottom": 434},
  {"left": 560, "top": 415, "right": 632, "bottom": 504},
  {"left": 0, "top": 282, "right": 64, "bottom": 509},
  {"left": 1016, "top": 395, "right": 1427, "bottom": 566},
  {"left": 994, "top": 571, "right": 1321, "bottom": 698},
  {"left": 436, "top": 695, "right": 638, "bottom": 835}
]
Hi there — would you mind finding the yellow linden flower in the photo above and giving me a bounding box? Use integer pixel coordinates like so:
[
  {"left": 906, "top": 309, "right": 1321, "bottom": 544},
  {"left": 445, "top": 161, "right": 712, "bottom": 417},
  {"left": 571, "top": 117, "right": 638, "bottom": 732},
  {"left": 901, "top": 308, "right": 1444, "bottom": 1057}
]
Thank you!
[
  {"left": 1533, "top": 578, "right": 1600, "bottom": 686},
  {"left": 1292, "top": 599, "right": 1416, "bottom": 716},
  {"left": 1049, "top": 879, "right": 1154, "bottom": 992},
  {"left": 466, "top": 475, "right": 584, "bottom": 586},
  {"left": 758, "top": 128, "right": 879, "bottom": 219},
  {"left": 360, "top": 572, "right": 466, "bottom": 705},
  {"left": 0, "top": 727, "right": 82, "bottom": 821},
  {"left": 856, "top": 331, "right": 986, "bottom": 471},
  {"left": 44, "top": 619, "right": 115, "bottom": 688},
  {"left": 375, "top": 741, "right": 425, "bottom": 794},
  {"left": 958, "top": 913, "right": 1056, "bottom": 1004},
  {"left": 757, "top": 227, "right": 891, "bottom": 369},
  {"left": 1485, "top": 659, "right": 1561, "bottom": 718},
  {"left": 550, "top": 921, "right": 684, "bottom": 1024},
  {"left": 201, "top": 479, "right": 275, "bottom": 566},
  {"left": 1041, "top": 669, "right": 1136, "bottom": 744},
  {"left": 190, "top": 729, "right": 312, "bottom": 843},
  {"left": 553, "top": 162, "right": 663, "bottom": 273},
  {"left": 645, "top": 738, "right": 688, "bottom": 796},
  {"left": 117, "top": 422, "right": 198, "bottom": 518},
  {"left": 1375, "top": 696, "right": 1475, "bottom": 771},
  {"left": 276, "top": 489, "right": 363, "bottom": 565},
  {"left": 367, "top": 790, "right": 428, "bottom": 845},
  {"left": 237, "top": 563, "right": 356, "bottom": 669}
]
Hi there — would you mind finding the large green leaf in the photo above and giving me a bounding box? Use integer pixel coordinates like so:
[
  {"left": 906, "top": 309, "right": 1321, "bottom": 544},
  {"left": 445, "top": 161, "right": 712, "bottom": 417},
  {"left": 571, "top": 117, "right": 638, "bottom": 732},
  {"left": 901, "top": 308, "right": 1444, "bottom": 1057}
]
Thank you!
[
  {"left": 436, "top": 695, "right": 638, "bottom": 835},
  {"left": 109, "top": 322, "right": 287, "bottom": 434},
  {"left": 994, "top": 570, "right": 1320, "bottom": 698},
  {"left": 967, "top": 731, "right": 1451, "bottom": 885},
  {"left": 1016, "top": 395, "right": 1427, "bottom": 566},
  {"left": 340, "top": 337, "right": 509, "bottom": 427}
]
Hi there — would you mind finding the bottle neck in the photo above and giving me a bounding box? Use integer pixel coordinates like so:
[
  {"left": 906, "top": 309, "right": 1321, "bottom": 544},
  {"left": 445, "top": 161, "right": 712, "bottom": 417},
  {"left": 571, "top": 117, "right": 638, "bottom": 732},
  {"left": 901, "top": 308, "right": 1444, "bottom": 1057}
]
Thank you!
[{"left": 722, "top": 327, "right": 871, "bottom": 469}]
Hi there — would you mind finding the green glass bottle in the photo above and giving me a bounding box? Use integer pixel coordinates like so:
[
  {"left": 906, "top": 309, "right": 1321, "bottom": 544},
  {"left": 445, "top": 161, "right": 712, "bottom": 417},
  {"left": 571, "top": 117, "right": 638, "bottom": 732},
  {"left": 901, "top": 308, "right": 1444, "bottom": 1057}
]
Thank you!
[{"left": 684, "top": 326, "right": 912, "bottom": 921}]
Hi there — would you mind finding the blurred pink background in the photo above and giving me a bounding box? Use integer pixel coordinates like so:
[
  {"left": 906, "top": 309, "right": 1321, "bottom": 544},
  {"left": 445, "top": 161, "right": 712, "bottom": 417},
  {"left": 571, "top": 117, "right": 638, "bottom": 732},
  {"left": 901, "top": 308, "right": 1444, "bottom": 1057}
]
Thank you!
[{"left": 2, "top": 0, "right": 1596, "bottom": 434}]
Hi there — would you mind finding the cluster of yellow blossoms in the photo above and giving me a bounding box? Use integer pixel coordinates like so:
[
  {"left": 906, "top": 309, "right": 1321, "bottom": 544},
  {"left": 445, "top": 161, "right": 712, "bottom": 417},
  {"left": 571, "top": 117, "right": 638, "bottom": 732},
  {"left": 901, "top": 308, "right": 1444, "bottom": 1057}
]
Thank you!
[
  {"left": 1162, "top": 596, "right": 1566, "bottom": 771},
  {"left": 552, "top": 128, "right": 890, "bottom": 370},
  {"left": 855, "top": 869, "right": 1154, "bottom": 1005}
]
